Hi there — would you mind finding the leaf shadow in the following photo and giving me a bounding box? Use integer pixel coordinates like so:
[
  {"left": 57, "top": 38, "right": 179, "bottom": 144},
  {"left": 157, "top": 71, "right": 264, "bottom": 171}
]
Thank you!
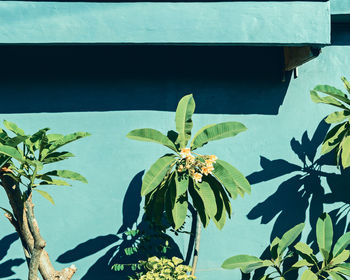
[{"left": 0, "top": 233, "right": 25, "bottom": 278}]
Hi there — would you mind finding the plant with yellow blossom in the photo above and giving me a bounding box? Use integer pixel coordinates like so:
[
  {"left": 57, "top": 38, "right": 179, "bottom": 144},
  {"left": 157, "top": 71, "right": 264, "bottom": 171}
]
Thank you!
[{"left": 127, "top": 94, "right": 251, "bottom": 231}]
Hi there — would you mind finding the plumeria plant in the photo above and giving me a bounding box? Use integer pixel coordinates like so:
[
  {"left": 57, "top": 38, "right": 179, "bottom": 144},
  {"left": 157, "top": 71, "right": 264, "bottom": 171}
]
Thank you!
[
  {"left": 222, "top": 213, "right": 350, "bottom": 280},
  {"left": 0, "top": 120, "right": 89, "bottom": 280},
  {"left": 310, "top": 77, "right": 350, "bottom": 169},
  {"left": 127, "top": 94, "right": 250, "bottom": 275}
]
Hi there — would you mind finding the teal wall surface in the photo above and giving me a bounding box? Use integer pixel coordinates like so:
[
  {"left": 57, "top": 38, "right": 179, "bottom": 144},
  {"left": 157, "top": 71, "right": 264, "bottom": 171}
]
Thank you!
[
  {"left": 0, "top": 1, "right": 330, "bottom": 45},
  {"left": 0, "top": 41, "right": 350, "bottom": 279}
]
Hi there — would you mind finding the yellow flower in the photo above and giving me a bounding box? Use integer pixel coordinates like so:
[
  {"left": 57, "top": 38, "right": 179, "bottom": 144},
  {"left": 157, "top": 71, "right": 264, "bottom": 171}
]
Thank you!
[
  {"left": 209, "top": 155, "right": 218, "bottom": 163},
  {"left": 201, "top": 165, "right": 214, "bottom": 176},
  {"left": 186, "top": 154, "right": 195, "bottom": 163},
  {"left": 180, "top": 148, "right": 191, "bottom": 158},
  {"left": 205, "top": 159, "right": 213, "bottom": 167},
  {"left": 193, "top": 172, "right": 202, "bottom": 183}
]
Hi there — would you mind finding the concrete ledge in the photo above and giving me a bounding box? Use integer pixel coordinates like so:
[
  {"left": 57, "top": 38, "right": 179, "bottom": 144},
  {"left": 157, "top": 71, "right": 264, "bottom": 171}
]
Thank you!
[
  {"left": 0, "top": 1, "right": 330, "bottom": 45},
  {"left": 331, "top": 0, "right": 350, "bottom": 15}
]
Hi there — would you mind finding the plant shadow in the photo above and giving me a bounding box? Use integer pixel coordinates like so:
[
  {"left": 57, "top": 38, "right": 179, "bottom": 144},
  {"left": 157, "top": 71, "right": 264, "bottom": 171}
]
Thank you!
[
  {"left": 57, "top": 171, "right": 185, "bottom": 279},
  {"left": 0, "top": 232, "right": 25, "bottom": 278},
  {"left": 246, "top": 119, "right": 350, "bottom": 280}
]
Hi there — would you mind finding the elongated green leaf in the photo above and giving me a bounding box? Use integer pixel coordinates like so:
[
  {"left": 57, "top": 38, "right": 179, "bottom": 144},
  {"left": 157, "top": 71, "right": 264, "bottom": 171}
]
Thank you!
[
  {"left": 45, "top": 132, "right": 90, "bottom": 155},
  {"left": 44, "top": 170, "right": 87, "bottom": 183},
  {"left": 331, "top": 249, "right": 350, "bottom": 265},
  {"left": 42, "top": 152, "right": 75, "bottom": 164},
  {"left": 39, "top": 179, "right": 71, "bottom": 186},
  {"left": 191, "top": 122, "right": 247, "bottom": 150},
  {"left": 34, "top": 189, "right": 55, "bottom": 205},
  {"left": 295, "top": 242, "right": 318, "bottom": 265},
  {"left": 333, "top": 263, "right": 350, "bottom": 277},
  {"left": 341, "top": 136, "right": 350, "bottom": 169},
  {"left": 326, "top": 111, "right": 350, "bottom": 124},
  {"left": 270, "top": 237, "right": 280, "bottom": 260},
  {"left": 314, "top": 85, "right": 350, "bottom": 106},
  {"left": 175, "top": 94, "right": 195, "bottom": 148},
  {"left": 221, "top": 255, "right": 262, "bottom": 270},
  {"left": 188, "top": 181, "right": 208, "bottom": 228},
  {"left": 215, "top": 178, "right": 232, "bottom": 218},
  {"left": 172, "top": 191, "right": 188, "bottom": 230},
  {"left": 196, "top": 180, "right": 217, "bottom": 219},
  {"left": 175, "top": 171, "right": 189, "bottom": 197},
  {"left": 47, "top": 134, "right": 64, "bottom": 143},
  {"left": 127, "top": 128, "right": 177, "bottom": 152},
  {"left": 241, "top": 260, "right": 272, "bottom": 274},
  {"left": 342, "top": 77, "right": 350, "bottom": 94},
  {"left": 141, "top": 155, "right": 176, "bottom": 196},
  {"left": 310, "top": 90, "right": 346, "bottom": 109},
  {"left": 277, "top": 223, "right": 304, "bottom": 256},
  {"left": 6, "top": 135, "right": 29, "bottom": 147},
  {"left": 316, "top": 213, "right": 333, "bottom": 262},
  {"left": 301, "top": 270, "right": 318, "bottom": 280},
  {"left": 292, "top": 259, "right": 313, "bottom": 268},
  {"left": 333, "top": 232, "right": 350, "bottom": 257},
  {"left": 321, "top": 122, "right": 347, "bottom": 155},
  {"left": 0, "top": 144, "right": 24, "bottom": 163},
  {"left": 3, "top": 120, "right": 25, "bottom": 136},
  {"left": 328, "top": 271, "right": 346, "bottom": 280},
  {"left": 147, "top": 186, "right": 167, "bottom": 223},
  {"left": 214, "top": 160, "right": 251, "bottom": 196}
]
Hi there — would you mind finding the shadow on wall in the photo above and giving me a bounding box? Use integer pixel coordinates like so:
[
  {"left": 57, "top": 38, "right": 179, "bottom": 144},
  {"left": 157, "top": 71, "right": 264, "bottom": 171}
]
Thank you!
[
  {"left": 0, "top": 45, "right": 291, "bottom": 115},
  {"left": 56, "top": 171, "right": 186, "bottom": 280},
  {"left": 245, "top": 120, "right": 350, "bottom": 280},
  {"left": 0, "top": 232, "right": 25, "bottom": 279}
]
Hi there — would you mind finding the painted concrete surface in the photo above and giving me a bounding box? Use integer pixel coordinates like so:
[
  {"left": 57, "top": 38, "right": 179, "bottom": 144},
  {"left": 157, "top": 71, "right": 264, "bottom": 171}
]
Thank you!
[
  {"left": 331, "top": 0, "right": 350, "bottom": 15},
  {"left": 0, "top": 41, "right": 349, "bottom": 279},
  {"left": 0, "top": 1, "right": 330, "bottom": 45}
]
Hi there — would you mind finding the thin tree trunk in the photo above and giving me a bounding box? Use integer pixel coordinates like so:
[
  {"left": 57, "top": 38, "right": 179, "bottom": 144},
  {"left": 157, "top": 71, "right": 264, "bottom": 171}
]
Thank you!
[
  {"left": 0, "top": 170, "right": 77, "bottom": 280},
  {"left": 191, "top": 213, "right": 202, "bottom": 276}
]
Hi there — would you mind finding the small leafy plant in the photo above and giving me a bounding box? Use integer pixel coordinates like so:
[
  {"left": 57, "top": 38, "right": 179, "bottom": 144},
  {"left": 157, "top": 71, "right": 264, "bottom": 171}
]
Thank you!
[
  {"left": 310, "top": 77, "right": 350, "bottom": 168},
  {"left": 127, "top": 94, "right": 250, "bottom": 231},
  {"left": 222, "top": 213, "right": 350, "bottom": 280},
  {"left": 129, "top": 256, "right": 195, "bottom": 280},
  {"left": 0, "top": 120, "right": 89, "bottom": 280}
]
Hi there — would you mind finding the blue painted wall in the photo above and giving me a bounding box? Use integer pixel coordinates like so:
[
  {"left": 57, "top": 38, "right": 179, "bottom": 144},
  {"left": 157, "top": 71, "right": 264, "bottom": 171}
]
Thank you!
[{"left": 1, "top": 4, "right": 350, "bottom": 280}]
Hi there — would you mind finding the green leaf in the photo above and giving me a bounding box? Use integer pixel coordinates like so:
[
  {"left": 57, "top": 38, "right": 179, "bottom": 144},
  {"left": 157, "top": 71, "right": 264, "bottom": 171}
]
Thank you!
[
  {"left": 191, "top": 122, "right": 247, "bottom": 150},
  {"left": 213, "top": 160, "right": 251, "bottom": 197},
  {"left": 3, "top": 120, "right": 25, "bottom": 136},
  {"left": 43, "top": 170, "right": 87, "bottom": 183},
  {"left": 45, "top": 132, "right": 90, "bottom": 156},
  {"left": 325, "top": 111, "right": 350, "bottom": 124},
  {"left": 321, "top": 122, "right": 347, "bottom": 155},
  {"left": 175, "top": 94, "right": 195, "bottom": 148},
  {"left": 292, "top": 259, "right": 313, "bottom": 268},
  {"left": 47, "top": 134, "right": 64, "bottom": 143},
  {"left": 316, "top": 212, "right": 333, "bottom": 262},
  {"left": 340, "top": 135, "right": 350, "bottom": 169},
  {"left": 331, "top": 249, "right": 350, "bottom": 265},
  {"left": 277, "top": 223, "right": 304, "bottom": 256},
  {"left": 342, "top": 77, "right": 350, "bottom": 94},
  {"left": 39, "top": 179, "right": 71, "bottom": 186},
  {"left": 34, "top": 189, "right": 55, "bottom": 205},
  {"left": 300, "top": 270, "right": 318, "bottom": 280},
  {"left": 188, "top": 181, "right": 208, "bottom": 228},
  {"left": 333, "top": 232, "right": 350, "bottom": 258},
  {"left": 127, "top": 128, "right": 178, "bottom": 152},
  {"left": 5, "top": 135, "right": 29, "bottom": 147},
  {"left": 310, "top": 90, "right": 346, "bottom": 109},
  {"left": 141, "top": 155, "right": 176, "bottom": 196},
  {"left": 42, "top": 152, "right": 75, "bottom": 164},
  {"left": 221, "top": 255, "right": 262, "bottom": 270},
  {"left": 196, "top": 180, "right": 217, "bottom": 219},
  {"left": 333, "top": 263, "right": 350, "bottom": 277},
  {"left": 328, "top": 271, "right": 346, "bottom": 280},
  {"left": 294, "top": 242, "right": 318, "bottom": 265},
  {"left": 172, "top": 191, "right": 188, "bottom": 230},
  {"left": 270, "top": 237, "right": 280, "bottom": 260},
  {"left": 0, "top": 144, "right": 24, "bottom": 163},
  {"left": 241, "top": 260, "right": 272, "bottom": 274},
  {"left": 314, "top": 85, "right": 350, "bottom": 106},
  {"left": 175, "top": 171, "right": 189, "bottom": 197}
]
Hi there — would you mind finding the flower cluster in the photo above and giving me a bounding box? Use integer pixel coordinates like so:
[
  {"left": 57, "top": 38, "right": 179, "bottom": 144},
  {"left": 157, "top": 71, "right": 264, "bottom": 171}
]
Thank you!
[{"left": 177, "top": 148, "right": 218, "bottom": 183}]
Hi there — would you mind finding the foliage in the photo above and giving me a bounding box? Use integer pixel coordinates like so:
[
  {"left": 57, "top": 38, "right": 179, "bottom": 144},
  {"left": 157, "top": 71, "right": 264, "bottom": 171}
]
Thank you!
[
  {"left": 127, "top": 94, "right": 250, "bottom": 230},
  {"left": 310, "top": 77, "right": 350, "bottom": 169},
  {"left": 222, "top": 213, "right": 350, "bottom": 280},
  {"left": 0, "top": 120, "right": 89, "bottom": 204},
  {"left": 126, "top": 256, "right": 195, "bottom": 280}
]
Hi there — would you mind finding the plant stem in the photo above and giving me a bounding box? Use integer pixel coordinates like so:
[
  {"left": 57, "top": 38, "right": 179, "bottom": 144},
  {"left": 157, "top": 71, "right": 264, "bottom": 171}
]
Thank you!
[{"left": 191, "top": 213, "right": 202, "bottom": 276}]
